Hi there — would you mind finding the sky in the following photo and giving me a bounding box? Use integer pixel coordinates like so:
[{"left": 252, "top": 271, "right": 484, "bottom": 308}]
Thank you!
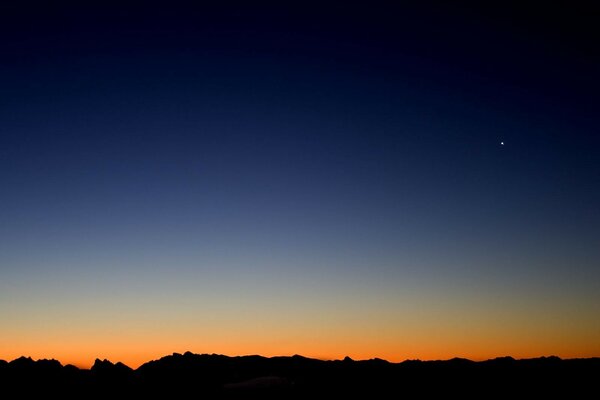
[{"left": 1, "top": 2, "right": 599, "bottom": 368}]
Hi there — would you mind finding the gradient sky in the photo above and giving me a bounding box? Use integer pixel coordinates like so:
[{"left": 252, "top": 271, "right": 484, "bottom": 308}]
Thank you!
[{"left": 1, "top": 2, "right": 599, "bottom": 368}]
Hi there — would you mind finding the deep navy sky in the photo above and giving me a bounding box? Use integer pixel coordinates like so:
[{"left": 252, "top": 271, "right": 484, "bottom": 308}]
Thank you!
[{"left": 1, "top": 2, "right": 599, "bottom": 364}]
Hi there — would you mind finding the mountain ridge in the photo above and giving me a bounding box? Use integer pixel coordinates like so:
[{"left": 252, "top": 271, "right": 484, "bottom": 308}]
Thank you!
[
  {"left": 1, "top": 352, "right": 598, "bottom": 397},
  {"left": 3, "top": 352, "right": 598, "bottom": 370},
  {"left": 0, "top": 351, "right": 600, "bottom": 372}
]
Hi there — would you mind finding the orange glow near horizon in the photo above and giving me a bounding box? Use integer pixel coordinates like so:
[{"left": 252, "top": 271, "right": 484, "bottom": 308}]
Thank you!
[
  {"left": 4, "top": 346, "right": 600, "bottom": 370},
  {"left": 3, "top": 322, "right": 599, "bottom": 369},
  {"left": 2, "top": 271, "right": 599, "bottom": 369}
]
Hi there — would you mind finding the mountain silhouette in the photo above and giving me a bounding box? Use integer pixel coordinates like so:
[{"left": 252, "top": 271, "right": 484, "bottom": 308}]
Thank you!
[{"left": 0, "top": 352, "right": 598, "bottom": 397}]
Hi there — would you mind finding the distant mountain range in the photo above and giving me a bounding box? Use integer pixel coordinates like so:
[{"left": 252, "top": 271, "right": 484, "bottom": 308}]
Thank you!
[{"left": 1, "top": 352, "right": 598, "bottom": 397}]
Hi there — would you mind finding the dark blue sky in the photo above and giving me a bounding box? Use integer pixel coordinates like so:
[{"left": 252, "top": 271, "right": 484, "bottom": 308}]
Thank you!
[{"left": 1, "top": 2, "right": 599, "bottom": 364}]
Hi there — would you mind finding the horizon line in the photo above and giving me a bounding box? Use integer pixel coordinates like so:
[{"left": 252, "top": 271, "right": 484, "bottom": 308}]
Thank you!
[{"left": 5, "top": 351, "right": 599, "bottom": 371}]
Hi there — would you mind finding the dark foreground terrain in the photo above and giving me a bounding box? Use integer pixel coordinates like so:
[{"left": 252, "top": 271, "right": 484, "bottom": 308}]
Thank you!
[{"left": 1, "top": 352, "right": 598, "bottom": 397}]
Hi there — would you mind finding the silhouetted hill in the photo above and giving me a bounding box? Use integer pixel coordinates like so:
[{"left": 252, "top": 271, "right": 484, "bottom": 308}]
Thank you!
[{"left": 0, "top": 353, "right": 598, "bottom": 397}]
